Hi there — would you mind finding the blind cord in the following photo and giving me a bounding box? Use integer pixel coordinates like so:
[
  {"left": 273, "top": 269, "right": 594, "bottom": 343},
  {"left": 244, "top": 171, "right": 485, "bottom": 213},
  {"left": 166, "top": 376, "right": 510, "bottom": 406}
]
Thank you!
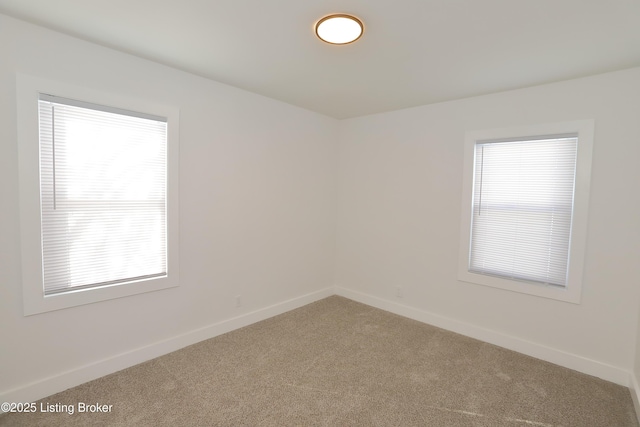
[
  {"left": 478, "top": 145, "right": 484, "bottom": 216},
  {"left": 52, "top": 105, "right": 57, "bottom": 210}
]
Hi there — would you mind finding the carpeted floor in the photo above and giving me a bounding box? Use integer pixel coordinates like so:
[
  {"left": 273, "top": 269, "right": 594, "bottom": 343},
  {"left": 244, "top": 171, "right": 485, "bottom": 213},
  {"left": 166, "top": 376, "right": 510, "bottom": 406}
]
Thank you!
[{"left": 1, "top": 296, "right": 638, "bottom": 426}]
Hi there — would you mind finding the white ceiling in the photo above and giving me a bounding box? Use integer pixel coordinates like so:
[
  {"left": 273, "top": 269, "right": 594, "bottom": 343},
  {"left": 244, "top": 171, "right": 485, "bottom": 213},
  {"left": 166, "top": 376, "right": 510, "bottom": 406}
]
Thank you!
[{"left": 1, "top": 0, "right": 640, "bottom": 119}]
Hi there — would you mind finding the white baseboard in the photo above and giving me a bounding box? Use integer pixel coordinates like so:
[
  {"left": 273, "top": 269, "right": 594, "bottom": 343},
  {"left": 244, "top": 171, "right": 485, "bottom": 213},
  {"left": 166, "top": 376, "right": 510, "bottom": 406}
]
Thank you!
[
  {"left": 2, "top": 285, "right": 634, "bottom": 411},
  {"left": 335, "top": 286, "right": 631, "bottom": 386},
  {"left": 631, "top": 373, "right": 640, "bottom": 425},
  {"left": 0, "top": 287, "right": 334, "bottom": 406}
]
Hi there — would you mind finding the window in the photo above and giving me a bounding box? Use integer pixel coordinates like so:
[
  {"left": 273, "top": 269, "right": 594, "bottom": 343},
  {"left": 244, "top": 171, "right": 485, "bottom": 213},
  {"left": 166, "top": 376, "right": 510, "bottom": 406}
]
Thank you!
[
  {"left": 458, "top": 121, "right": 594, "bottom": 303},
  {"left": 18, "top": 75, "right": 179, "bottom": 315},
  {"left": 39, "top": 95, "right": 168, "bottom": 295}
]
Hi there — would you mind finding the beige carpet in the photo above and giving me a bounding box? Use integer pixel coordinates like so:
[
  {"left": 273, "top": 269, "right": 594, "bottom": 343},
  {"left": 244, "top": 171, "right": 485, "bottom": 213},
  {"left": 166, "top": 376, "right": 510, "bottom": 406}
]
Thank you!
[{"left": 1, "top": 296, "right": 638, "bottom": 426}]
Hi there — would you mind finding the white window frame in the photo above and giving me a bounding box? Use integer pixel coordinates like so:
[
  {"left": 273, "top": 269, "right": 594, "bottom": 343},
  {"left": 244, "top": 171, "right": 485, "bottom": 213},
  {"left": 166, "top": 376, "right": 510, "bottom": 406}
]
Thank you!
[
  {"left": 458, "top": 120, "right": 594, "bottom": 304},
  {"left": 18, "top": 74, "right": 180, "bottom": 315}
]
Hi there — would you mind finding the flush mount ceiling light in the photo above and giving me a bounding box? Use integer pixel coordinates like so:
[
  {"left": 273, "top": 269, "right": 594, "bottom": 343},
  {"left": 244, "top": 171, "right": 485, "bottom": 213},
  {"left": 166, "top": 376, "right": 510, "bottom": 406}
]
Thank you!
[{"left": 315, "top": 14, "right": 364, "bottom": 45}]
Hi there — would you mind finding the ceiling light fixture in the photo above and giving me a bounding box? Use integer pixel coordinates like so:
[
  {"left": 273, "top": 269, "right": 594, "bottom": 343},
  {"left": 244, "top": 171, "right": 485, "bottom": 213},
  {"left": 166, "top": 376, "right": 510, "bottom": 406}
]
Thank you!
[{"left": 315, "top": 14, "right": 364, "bottom": 45}]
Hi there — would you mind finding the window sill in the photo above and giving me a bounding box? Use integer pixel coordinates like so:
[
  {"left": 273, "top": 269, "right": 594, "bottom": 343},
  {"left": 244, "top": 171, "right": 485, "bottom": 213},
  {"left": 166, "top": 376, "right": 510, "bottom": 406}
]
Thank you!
[
  {"left": 23, "top": 275, "right": 179, "bottom": 316},
  {"left": 457, "top": 270, "right": 581, "bottom": 304}
]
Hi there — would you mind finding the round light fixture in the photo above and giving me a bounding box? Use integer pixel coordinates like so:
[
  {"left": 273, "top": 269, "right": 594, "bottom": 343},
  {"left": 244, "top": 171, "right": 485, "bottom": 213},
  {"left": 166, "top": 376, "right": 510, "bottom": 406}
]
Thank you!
[{"left": 315, "top": 14, "right": 364, "bottom": 45}]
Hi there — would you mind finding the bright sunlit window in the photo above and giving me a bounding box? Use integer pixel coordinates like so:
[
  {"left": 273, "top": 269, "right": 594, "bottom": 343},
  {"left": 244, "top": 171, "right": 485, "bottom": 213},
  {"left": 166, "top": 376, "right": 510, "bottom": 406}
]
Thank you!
[
  {"left": 38, "top": 95, "right": 168, "bottom": 295},
  {"left": 18, "top": 75, "right": 179, "bottom": 315},
  {"left": 458, "top": 121, "right": 594, "bottom": 304},
  {"left": 469, "top": 136, "right": 577, "bottom": 286}
]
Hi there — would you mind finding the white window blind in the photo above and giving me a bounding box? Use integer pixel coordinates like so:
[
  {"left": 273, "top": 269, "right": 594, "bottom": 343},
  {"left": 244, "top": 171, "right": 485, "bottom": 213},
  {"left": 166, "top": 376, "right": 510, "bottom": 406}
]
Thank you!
[
  {"left": 469, "top": 135, "right": 578, "bottom": 287},
  {"left": 38, "top": 94, "right": 168, "bottom": 295}
]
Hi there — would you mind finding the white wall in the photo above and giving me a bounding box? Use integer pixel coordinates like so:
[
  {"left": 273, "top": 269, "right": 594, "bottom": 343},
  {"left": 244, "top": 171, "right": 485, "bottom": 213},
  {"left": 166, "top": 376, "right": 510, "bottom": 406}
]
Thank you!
[
  {"left": 0, "top": 14, "right": 338, "bottom": 401},
  {"left": 336, "top": 67, "right": 640, "bottom": 385}
]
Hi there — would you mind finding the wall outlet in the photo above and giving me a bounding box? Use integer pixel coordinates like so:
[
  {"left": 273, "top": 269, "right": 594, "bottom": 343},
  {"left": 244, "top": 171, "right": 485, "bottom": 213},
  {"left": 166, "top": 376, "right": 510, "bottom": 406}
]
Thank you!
[
  {"left": 235, "top": 295, "right": 242, "bottom": 308},
  {"left": 395, "top": 286, "right": 403, "bottom": 298}
]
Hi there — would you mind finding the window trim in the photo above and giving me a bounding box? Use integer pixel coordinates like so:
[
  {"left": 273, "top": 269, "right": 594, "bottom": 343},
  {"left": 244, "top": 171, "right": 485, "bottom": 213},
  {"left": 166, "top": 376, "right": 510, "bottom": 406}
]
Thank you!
[
  {"left": 458, "top": 120, "right": 594, "bottom": 304},
  {"left": 18, "top": 74, "right": 180, "bottom": 315}
]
